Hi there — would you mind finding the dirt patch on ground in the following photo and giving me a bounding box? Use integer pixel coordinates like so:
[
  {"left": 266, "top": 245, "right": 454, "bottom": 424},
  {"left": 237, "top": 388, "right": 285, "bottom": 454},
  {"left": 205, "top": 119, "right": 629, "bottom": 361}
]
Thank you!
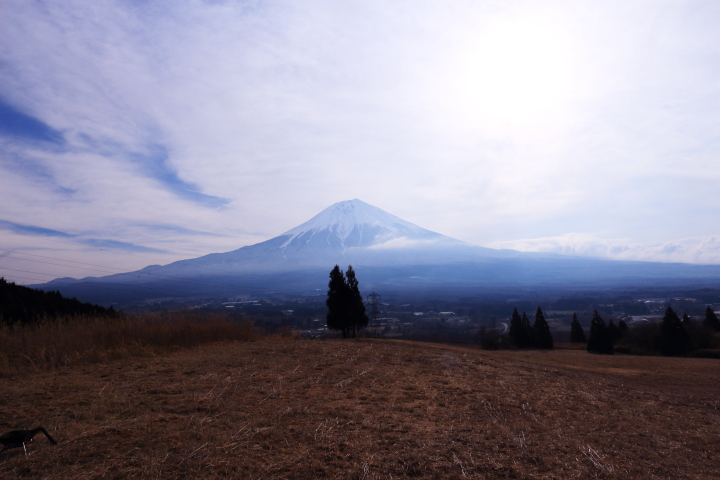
[{"left": 1, "top": 339, "right": 718, "bottom": 479}]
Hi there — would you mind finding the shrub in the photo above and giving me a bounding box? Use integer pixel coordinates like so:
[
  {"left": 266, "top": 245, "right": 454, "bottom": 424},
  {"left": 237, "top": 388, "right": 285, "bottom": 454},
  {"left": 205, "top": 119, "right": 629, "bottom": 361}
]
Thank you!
[
  {"left": 477, "top": 326, "right": 509, "bottom": 350},
  {"left": 615, "top": 322, "right": 660, "bottom": 356}
]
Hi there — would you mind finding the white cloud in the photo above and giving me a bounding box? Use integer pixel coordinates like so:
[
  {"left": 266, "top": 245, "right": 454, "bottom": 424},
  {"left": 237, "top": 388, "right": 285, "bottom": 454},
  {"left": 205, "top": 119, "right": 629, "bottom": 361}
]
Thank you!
[
  {"left": 1, "top": 1, "right": 720, "bottom": 281},
  {"left": 488, "top": 234, "right": 720, "bottom": 265},
  {"left": 366, "top": 237, "right": 442, "bottom": 250}
]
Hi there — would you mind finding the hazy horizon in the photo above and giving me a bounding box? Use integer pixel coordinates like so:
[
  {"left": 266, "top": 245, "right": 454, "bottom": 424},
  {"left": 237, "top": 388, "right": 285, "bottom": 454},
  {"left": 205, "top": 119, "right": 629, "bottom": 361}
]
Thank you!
[{"left": 2, "top": 1, "right": 720, "bottom": 283}]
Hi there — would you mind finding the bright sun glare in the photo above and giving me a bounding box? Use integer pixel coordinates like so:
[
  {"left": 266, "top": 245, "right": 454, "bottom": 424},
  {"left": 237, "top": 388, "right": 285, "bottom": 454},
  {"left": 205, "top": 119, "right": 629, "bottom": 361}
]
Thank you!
[{"left": 448, "top": 14, "right": 576, "bottom": 128}]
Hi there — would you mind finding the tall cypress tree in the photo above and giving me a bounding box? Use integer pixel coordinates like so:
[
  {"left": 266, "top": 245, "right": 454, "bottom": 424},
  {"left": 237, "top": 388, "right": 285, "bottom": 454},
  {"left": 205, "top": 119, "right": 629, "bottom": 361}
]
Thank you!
[
  {"left": 608, "top": 319, "right": 622, "bottom": 344},
  {"left": 587, "top": 310, "right": 613, "bottom": 354},
  {"left": 618, "top": 319, "right": 629, "bottom": 337},
  {"left": 703, "top": 306, "right": 720, "bottom": 331},
  {"left": 326, "top": 265, "right": 350, "bottom": 338},
  {"left": 570, "top": 313, "right": 586, "bottom": 343},
  {"left": 660, "top": 306, "right": 692, "bottom": 356},
  {"left": 533, "top": 306, "right": 553, "bottom": 349},
  {"left": 521, "top": 311, "right": 535, "bottom": 348},
  {"left": 509, "top": 308, "right": 524, "bottom": 347},
  {"left": 345, "top": 266, "right": 368, "bottom": 338}
]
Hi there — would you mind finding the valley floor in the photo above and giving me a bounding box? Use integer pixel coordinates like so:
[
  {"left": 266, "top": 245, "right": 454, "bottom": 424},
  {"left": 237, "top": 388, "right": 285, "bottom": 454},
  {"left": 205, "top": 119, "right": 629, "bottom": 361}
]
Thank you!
[{"left": 1, "top": 339, "right": 718, "bottom": 479}]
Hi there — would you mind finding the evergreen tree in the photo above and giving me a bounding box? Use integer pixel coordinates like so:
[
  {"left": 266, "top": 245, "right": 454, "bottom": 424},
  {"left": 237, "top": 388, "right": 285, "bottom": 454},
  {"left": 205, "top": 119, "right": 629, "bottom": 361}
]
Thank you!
[
  {"left": 660, "top": 306, "right": 692, "bottom": 356},
  {"left": 570, "top": 313, "right": 586, "bottom": 343},
  {"left": 508, "top": 308, "right": 524, "bottom": 347},
  {"left": 533, "top": 306, "right": 553, "bottom": 349},
  {"left": 345, "top": 266, "right": 368, "bottom": 338},
  {"left": 608, "top": 319, "right": 622, "bottom": 344},
  {"left": 587, "top": 310, "right": 613, "bottom": 354},
  {"left": 703, "top": 306, "right": 720, "bottom": 331},
  {"left": 521, "top": 311, "right": 535, "bottom": 348},
  {"left": 326, "top": 265, "right": 351, "bottom": 338},
  {"left": 325, "top": 265, "right": 369, "bottom": 338},
  {"left": 618, "top": 319, "right": 629, "bottom": 337},
  {"left": 682, "top": 312, "right": 692, "bottom": 325}
]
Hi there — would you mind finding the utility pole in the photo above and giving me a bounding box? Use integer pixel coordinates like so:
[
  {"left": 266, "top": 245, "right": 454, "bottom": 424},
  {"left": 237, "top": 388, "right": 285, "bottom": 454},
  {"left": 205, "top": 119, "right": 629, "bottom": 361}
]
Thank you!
[{"left": 367, "top": 292, "right": 381, "bottom": 326}]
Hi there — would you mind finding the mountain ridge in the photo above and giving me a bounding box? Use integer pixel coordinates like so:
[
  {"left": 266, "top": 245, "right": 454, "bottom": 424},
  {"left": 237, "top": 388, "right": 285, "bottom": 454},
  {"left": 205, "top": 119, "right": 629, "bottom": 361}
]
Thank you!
[{"left": 30, "top": 199, "right": 720, "bottom": 304}]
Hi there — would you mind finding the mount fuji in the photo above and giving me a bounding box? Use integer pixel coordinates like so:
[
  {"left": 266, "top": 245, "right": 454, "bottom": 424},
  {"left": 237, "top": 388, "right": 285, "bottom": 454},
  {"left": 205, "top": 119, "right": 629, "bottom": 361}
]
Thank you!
[
  {"left": 159, "top": 199, "right": 504, "bottom": 273},
  {"left": 36, "top": 199, "right": 720, "bottom": 304}
]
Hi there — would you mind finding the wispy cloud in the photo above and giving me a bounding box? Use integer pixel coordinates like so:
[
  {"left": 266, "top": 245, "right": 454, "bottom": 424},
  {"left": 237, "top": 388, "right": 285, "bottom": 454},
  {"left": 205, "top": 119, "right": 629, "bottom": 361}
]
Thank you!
[
  {"left": 0, "top": 150, "right": 75, "bottom": 196},
  {"left": 127, "top": 144, "right": 229, "bottom": 208},
  {"left": 0, "top": 219, "right": 165, "bottom": 253},
  {"left": 80, "top": 238, "right": 166, "bottom": 254},
  {"left": 1, "top": 1, "right": 720, "bottom": 282},
  {"left": 0, "top": 97, "right": 65, "bottom": 146},
  {"left": 0, "top": 220, "right": 73, "bottom": 238},
  {"left": 135, "top": 223, "right": 228, "bottom": 237}
]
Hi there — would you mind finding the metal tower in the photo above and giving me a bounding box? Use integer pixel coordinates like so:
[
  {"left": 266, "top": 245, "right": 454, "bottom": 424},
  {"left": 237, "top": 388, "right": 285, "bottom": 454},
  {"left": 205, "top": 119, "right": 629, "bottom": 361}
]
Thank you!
[{"left": 367, "top": 292, "right": 381, "bottom": 326}]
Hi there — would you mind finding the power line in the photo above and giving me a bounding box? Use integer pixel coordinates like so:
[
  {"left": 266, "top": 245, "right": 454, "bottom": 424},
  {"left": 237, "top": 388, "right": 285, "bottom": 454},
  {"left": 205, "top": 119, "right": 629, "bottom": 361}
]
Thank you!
[
  {"left": 0, "top": 271, "right": 160, "bottom": 297},
  {"left": 0, "top": 266, "right": 220, "bottom": 298},
  {"left": 0, "top": 267, "right": 214, "bottom": 295},
  {"left": 1, "top": 249, "right": 142, "bottom": 272},
  {"left": 0, "top": 268, "right": 278, "bottom": 305},
  {"left": 3, "top": 234, "right": 192, "bottom": 263},
  {"left": 0, "top": 248, "right": 269, "bottom": 293}
]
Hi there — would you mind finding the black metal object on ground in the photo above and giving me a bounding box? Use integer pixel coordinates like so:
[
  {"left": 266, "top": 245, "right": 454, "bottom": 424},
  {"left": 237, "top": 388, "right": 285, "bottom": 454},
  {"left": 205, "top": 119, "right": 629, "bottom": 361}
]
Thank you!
[{"left": 0, "top": 427, "right": 57, "bottom": 456}]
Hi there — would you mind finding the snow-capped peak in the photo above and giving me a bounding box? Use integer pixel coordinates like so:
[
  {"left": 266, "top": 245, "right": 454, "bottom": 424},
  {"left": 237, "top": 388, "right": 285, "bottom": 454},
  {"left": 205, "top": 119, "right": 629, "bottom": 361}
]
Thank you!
[{"left": 279, "top": 199, "right": 445, "bottom": 250}]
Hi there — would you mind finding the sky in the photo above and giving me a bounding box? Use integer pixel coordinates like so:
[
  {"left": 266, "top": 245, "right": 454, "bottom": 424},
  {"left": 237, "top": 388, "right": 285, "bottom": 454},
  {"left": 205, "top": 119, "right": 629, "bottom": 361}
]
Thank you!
[{"left": 1, "top": 0, "right": 720, "bottom": 284}]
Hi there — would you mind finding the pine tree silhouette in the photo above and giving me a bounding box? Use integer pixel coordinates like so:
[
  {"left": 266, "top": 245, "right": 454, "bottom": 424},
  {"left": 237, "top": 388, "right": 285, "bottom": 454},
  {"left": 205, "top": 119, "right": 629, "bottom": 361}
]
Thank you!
[
  {"left": 608, "top": 319, "right": 622, "bottom": 344},
  {"left": 345, "top": 266, "right": 368, "bottom": 338},
  {"left": 660, "top": 306, "right": 692, "bottom": 356},
  {"left": 521, "top": 311, "right": 535, "bottom": 348},
  {"left": 326, "top": 265, "right": 350, "bottom": 338},
  {"left": 570, "top": 313, "right": 586, "bottom": 343},
  {"left": 587, "top": 310, "right": 613, "bottom": 354},
  {"left": 618, "top": 319, "right": 629, "bottom": 337},
  {"left": 533, "top": 307, "right": 554, "bottom": 349},
  {"left": 509, "top": 308, "right": 524, "bottom": 347},
  {"left": 703, "top": 306, "right": 720, "bottom": 331},
  {"left": 325, "top": 265, "right": 368, "bottom": 338}
]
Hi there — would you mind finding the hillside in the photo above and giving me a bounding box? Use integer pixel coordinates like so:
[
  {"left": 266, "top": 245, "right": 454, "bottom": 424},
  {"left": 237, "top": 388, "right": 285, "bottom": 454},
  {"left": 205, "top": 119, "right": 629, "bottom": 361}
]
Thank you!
[
  {"left": 1, "top": 339, "right": 718, "bottom": 478},
  {"left": 0, "top": 277, "right": 119, "bottom": 324}
]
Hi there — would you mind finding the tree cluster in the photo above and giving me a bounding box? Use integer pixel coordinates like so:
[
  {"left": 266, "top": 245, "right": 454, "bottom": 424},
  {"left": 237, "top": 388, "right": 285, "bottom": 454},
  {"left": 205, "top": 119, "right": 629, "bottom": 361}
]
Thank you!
[
  {"left": 508, "top": 307, "right": 553, "bottom": 349},
  {"left": 704, "top": 306, "right": 720, "bottom": 331},
  {"left": 326, "top": 265, "right": 369, "bottom": 338},
  {"left": 0, "top": 277, "right": 121, "bottom": 325},
  {"left": 658, "top": 306, "right": 693, "bottom": 356},
  {"left": 611, "top": 306, "right": 720, "bottom": 357},
  {"left": 587, "top": 310, "right": 614, "bottom": 354}
]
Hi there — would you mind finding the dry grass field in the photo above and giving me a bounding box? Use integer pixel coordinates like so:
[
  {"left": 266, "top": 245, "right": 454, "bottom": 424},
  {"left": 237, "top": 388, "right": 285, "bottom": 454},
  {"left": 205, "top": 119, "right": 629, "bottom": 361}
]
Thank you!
[{"left": 1, "top": 338, "right": 719, "bottom": 479}]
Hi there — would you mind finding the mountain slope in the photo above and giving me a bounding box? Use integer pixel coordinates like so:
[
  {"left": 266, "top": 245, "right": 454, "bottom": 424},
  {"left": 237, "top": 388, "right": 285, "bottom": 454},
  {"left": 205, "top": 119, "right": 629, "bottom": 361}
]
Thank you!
[
  {"left": 155, "top": 199, "right": 501, "bottom": 274},
  {"left": 33, "top": 199, "right": 720, "bottom": 304}
]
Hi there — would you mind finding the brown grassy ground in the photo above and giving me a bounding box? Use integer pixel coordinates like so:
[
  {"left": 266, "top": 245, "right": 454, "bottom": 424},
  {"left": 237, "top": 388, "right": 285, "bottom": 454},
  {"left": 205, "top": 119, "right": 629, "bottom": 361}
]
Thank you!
[
  {"left": 1, "top": 339, "right": 718, "bottom": 479},
  {"left": 0, "top": 313, "right": 259, "bottom": 376}
]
